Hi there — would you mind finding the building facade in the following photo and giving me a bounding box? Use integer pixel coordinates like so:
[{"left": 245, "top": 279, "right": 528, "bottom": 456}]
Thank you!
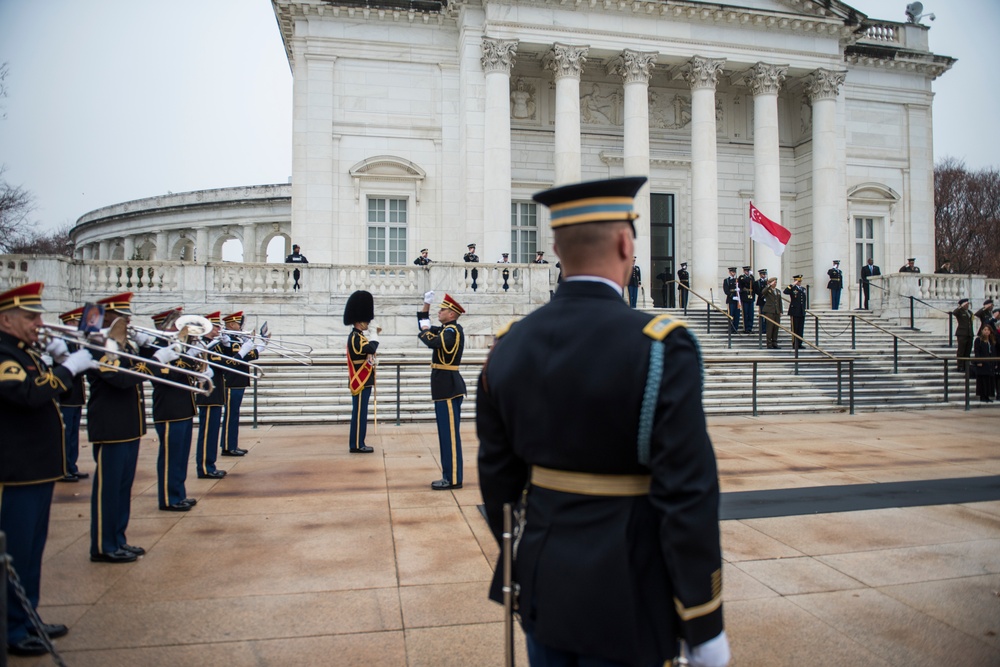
[{"left": 272, "top": 0, "right": 952, "bottom": 307}]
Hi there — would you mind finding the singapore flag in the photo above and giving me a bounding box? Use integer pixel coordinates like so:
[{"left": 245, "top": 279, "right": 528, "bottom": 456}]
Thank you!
[{"left": 749, "top": 202, "right": 791, "bottom": 257}]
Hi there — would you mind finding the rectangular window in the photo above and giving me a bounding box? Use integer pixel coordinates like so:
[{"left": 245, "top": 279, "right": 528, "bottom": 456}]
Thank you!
[
  {"left": 854, "top": 216, "right": 877, "bottom": 276},
  {"left": 367, "top": 197, "right": 408, "bottom": 265},
  {"left": 511, "top": 202, "right": 538, "bottom": 263}
]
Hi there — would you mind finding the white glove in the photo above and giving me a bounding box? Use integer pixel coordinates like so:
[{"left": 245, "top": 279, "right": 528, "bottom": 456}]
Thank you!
[
  {"left": 367, "top": 326, "right": 380, "bottom": 343},
  {"left": 423, "top": 290, "right": 435, "bottom": 305},
  {"left": 220, "top": 333, "right": 232, "bottom": 345},
  {"left": 203, "top": 365, "right": 214, "bottom": 380},
  {"left": 239, "top": 338, "right": 255, "bottom": 358},
  {"left": 153, "top": 346, "right": 180, "bottom": 364},
  {"left": 41, "top": 353, "right": 54, "bottom": 367},
  {"left": 254, "top": 343, "right": 266, "bottom": 355},
  {"left": 419, "top": 319, "right": 431, "bottom": 331},
  {"left": 688, "top": 631, "right": 731, "bottom": 667},
  {"left": 206, "top": 337, "right": 223, "bottom": 350},
  {"left": 132, "top": 331, "right": 155, "bottom": 347},
  {"left": 45, "top": 337, "right": 70, "bottom": 363},
  {"left": 62, "top": 349, "right": 98, "bottom": 376}
]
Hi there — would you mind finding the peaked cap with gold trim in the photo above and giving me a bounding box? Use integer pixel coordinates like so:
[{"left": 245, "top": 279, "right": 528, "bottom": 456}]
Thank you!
[
  {"left": 0, "top": 282, "right": 45, "bottom": 313},
  {"left": 151, "top": 307, "right": 183, "bottom": 329},
  {"left": 204, "top": 311, "right": 222, "bottom": 326},
  {"left": 59, "top": 306, "right": 85, "bottom": 324},
  {"left": 440, "top": 293, "right": 465, "bottom": 315},
  {"left": 223, "top": 311, "right": 244, "bottom": 327},
  {"left": 533, "top": 176, "right": 647, "bottom": 229},
  {"left": 97, "top": 292, "right": 134, "bottom": 315}
]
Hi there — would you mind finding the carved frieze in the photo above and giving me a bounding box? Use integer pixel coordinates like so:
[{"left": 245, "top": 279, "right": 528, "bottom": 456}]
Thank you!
[{"left": 581, "top": 83, "right": 621, "bottom": 126}]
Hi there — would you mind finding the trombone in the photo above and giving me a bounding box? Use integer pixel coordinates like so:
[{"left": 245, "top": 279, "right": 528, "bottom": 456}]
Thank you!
[
  {"left": 39, "top": 321, "right": 214, "bottom": 395},
  {"left": 130, "top": 315, "right": 265, "bottom": 380},
  {"left": 226, "top": 321, "right": 313, "bottom": 366}
]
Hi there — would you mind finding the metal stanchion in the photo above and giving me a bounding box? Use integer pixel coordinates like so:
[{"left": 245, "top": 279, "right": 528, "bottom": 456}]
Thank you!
[
  {"left": 943, "top": 360, "right": 949, "bottom": 403},
  {"left": 252, "top": 375, "right": 258, "bottom": 429},
  {"left": 752, "top": 363, "right": 758, "bottom": 417},
  {"left": 893, "top": 338, "right": 899, "bottom": 374},
  {"left": 837, "top": 361, "right": 842, "bottom": 406},
  {"left": 395, "top": 365, "right": 402, "bottom": 426},
  {"left": 849, "top": 360, "right": 855, "bottom": 415}
]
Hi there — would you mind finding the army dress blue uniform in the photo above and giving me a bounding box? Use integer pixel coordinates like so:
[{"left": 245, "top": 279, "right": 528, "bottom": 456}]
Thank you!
[
  {"left": 195, "top": 336, "right": 232, "bottom": 478},
  {"left": 0, "top": 322, "right": 76, "bottom": 648},
  {"left": 677, "top": 264, "right": 690, "bottom": 309},
  {"left": 221, "top": 319, "right": 259, "bottom": 456},
  {"left": 737, "top": 268, "right": 755, "bottom": 332},
  {"left": 722, "top": 270, "right": 739, "bottom": 333},
  {"left": 784, "top": 278, "right": 807, "bottom": 350},
  {"left": 152, "top": 354, "right": 198, "bottom": 510},
  {"left": 417, "top": 296, "right": 466, "bottom": 488},
  {"left": 59, "top": 364, "right": 86, "bottom": 478},
  {"left": 827, "top": 263, "right": 843, "bottom": 310},
  {"left": 477, "top": 280, "right": 724, "bottom": 666}
]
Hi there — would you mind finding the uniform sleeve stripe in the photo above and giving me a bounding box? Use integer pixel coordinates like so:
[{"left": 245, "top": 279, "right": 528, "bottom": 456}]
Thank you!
[{"left": 673, "top": 593, "right": 722, "bottom": 621}]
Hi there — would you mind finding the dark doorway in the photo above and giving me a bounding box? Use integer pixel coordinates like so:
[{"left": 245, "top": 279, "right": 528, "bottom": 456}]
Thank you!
[{"left": 650, "top": 193, "right": 676, "bottom": 308}]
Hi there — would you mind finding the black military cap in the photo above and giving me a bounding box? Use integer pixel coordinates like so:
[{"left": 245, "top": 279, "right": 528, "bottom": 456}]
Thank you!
[
  {"left": 727, "top": 267, "right": 737, "bottom": 272},
  {"left": 533, "top": 176, "right": 647, "bottom": 229},
  {"left": 680, "top": 262, "right": 687, "bottom": 267},
  {"left": 742, "top": 266, "right": 751, "bottom": 271},
  {"left": 959, "top": 298, "right": 970, "bottom": 305},
  {"left": 758, "top": 269, "right": 767, "bottom": 275},
  {"left": 793, "top": 274, "right": 803, "bottom": 280},
  {"left": 468, "top": 243, "right": 476, "bottom": 248},
  {"left": 833, "top": 260, "right": 840, "bottom": 264},
  {"left": 907, "top": 258, "right": 916, "bottom": 262}
]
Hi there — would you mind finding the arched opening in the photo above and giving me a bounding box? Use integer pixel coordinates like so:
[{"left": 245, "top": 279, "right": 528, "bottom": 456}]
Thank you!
[
  {"left": 221, "top": 238, "right": 244, "bottom": 262},
  {"left": 266, "top": 236, "right": 288, "bottom": 262}
]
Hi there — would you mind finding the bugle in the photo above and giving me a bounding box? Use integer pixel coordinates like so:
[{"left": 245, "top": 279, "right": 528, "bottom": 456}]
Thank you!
[{"left": 38, "top": 324, "right": 214, "bottom": 395}]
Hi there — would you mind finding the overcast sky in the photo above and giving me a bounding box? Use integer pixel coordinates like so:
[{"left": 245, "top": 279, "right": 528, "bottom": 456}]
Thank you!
[{"left": 0, "top": 0, "right": 996, "bottom": 234}]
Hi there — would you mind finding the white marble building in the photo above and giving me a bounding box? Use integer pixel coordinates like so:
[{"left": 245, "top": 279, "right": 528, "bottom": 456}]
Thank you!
[{"left": 270, "top": 0, "right": 952, "bottom": 308}]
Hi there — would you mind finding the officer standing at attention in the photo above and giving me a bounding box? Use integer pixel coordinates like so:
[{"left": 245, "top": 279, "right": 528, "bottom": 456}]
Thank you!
[
  {"left": 953, "top": 298, "right": 974, "bottom": 372},
  {"left": 723, "top": 267, "right": 739, "bottom": 333},
  {"left": 221, "top": 311, "right": 266, "bottom": 457},
  {"left": 677, "top": 261, "right": 691, "bottom": 309},
  {"left": 1, "top": 282, "right": 96, "bottom": 656},
  {"left": 345, "top": 290, "right": 380, "bottom": 454},
  {"left": 478, "top": 177, "right": 729, "bottom": 667},
  {"left": 57, "top": 306, "right": 90, "bottom": 483},
  {"left": 417, "top": 291, "right": 466, "bottom": 490},
  {"left": 87, "top": 292, "right": 157, "bottom": 563},
  {"left": 627, "top": 256, "right": 641, "bottom": 308},
  {"left": 753, "top": 269, "right": 768, "bottom": 332},
  {"left": 737, "top": 266, "right": 755, "bottom": 333},
  {"left": 195, "top": 312, "right": 233, "bottom": 480},
  {"left": 284, "top": 243, "right": 309, "bottom": 290},
  {"left": 827, "top": 260, "right": 843, "bottom": 310},
  {"left": 464, "top": 243, "right": 480, "bottom": 291},
  {"left": 784, "top": 275, "right": 807, "bottom": 350},
  {"left": 899, "top": 257, "right": 920, "bottom": 273},
  {"left": 148, "top": 307, "right": 201, "bottom": 512}
]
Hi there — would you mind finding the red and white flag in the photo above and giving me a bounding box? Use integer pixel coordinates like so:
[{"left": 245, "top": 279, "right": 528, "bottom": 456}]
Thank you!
[{"left": 748, "top": 202, "right": 791, "bottom": 257}]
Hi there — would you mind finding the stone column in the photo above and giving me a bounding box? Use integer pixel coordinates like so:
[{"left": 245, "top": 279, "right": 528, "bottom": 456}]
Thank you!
[
  {"left": 98, "top": 240, "right": 110, "bottom": 260},
  {"left": 482, "top": 37, "right": 518, "bottom": 261},
  {"left": 746, "top": 63, "right": 788, "bottom": 284},
  {"left": 680, "top": 56, "right": 726, "bottom": 300},
  {"left": 609, "top": 50, "right": 657, "bottom": 296},
  {"left": 156, "top": 231, "right": 169, "bottom": 261},
  {"left": 543, "top": 43, "right": 588, "bottom": 185},
  {"left": 806, "top": 69, "right": 846, "bottom": 305},
  {"left": 242, "top": 223, "right": 258, "bottom": 263},
  {"left": 123, "top": 235, "right": 136, "bottom": 261},
  {"left": 196, "top": 227, "right": 209, "bottom": 263}
]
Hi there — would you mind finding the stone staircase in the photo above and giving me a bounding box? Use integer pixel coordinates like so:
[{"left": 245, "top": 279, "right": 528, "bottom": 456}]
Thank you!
[{"left": 234, "top": 308, "right": 986, "bottom": 425}]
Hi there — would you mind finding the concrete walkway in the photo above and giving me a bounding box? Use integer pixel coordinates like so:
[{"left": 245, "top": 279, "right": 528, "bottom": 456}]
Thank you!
[{"left": 9, "top": 408, "right": 1000, "bottom": 666}]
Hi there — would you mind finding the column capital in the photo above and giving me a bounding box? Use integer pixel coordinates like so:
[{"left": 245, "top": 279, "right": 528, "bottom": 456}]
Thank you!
[
  {"left": 607, "top": 49, "right": 657, "bottom": 85},
  {"left": 742, "top": 62, "right": 788, "bottom": 96},
  {"left": 481, "top": 37, "right": 519, "bottom": 74},
  {"left": 543, "top": 43, "right": 589, "bottom": 81},
  {"left": 679, "top": 56, "right": 726, "bottom": 90},
  {"left": 805, "top": 68, "right": 847, "bottom": 102}
]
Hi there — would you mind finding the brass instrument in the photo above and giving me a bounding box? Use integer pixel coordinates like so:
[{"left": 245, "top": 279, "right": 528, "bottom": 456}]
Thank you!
[
  {"left": 225, "top": 321, "right": 313, "bottom": 366},
  {"left": 38, "top": 321, "right": 214, "bottom": 395},
  {"left": 131, "top": 315, "right": 265, "bottom": 380}
]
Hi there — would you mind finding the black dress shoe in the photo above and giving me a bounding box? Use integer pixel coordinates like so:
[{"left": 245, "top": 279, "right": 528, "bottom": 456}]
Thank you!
[
  {"left": 31, "top": 623, "right": 69, "bottom": 639},
  {"left": 7, "top": 635, "right": 49, "bottom": 656},
  {"left": 58, "top": 473, "right": 79, "bottom": 483},
  {"left": 180, "top": 498, "right": 198, "bottom": 506},
  {"left": 350, "top": 446, "right": 374, "bottom": 453},
  {"left": 90, "top": 549, "right": 137, "bottom": 563},
  {"left": 431, "top": 479, "right": 462, "bottom": 490},
  {"left": 198, "top": 471, "right": 226, "bottom": 479},
  {"left": 160, "top": 502, "right": 192, "bottom": 512},
  {"left": 235, "top": 448, "right": 248, "bottom": 455},
  {"left": 74, "top": 471, "right": 90, "bottom": 479},
  {"left": 221, "top": 449, "right": 245, "bottom": 457},
  {"left": 121, "top": 544, "right": 145, "bottom": 556}
]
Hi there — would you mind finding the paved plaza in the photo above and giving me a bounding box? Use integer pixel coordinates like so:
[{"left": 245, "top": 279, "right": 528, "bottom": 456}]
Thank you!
[{"left": 8, "top": 408, "right": 1000, "bottom": 667}]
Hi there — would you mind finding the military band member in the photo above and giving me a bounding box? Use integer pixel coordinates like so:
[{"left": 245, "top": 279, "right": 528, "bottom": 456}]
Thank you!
[
  {"left": 827, "top": 260, "right": 843, "bottom": 310},
  {"left": 417, "top": 291, "right": 466, "bottom": 490},
  {"left": 195, "top": 312, "right": 231, "bottom": 479},
  {"left": 478, "top": 177, "right": 728, "bottom": 667},
  {"left": 149, "top": 307, "right": 200, "bottom": 512},
  {"left": 87, "top": 292, "right": 156, "bottom": 563},
  {"left": 57, "top": 306, "right": 89, "bottom": 482},
  {"left": 738, "top": 266, "right": 755, "bottom": 332},
  {"left": 344, "top": 291, "right": 380, "bottom": 453},
  {"left": 723, "top": 267, "right": 739, "bottom": 333},
  {"left": 221, "top": 311, "right": 265, "bottom": 457},
  {"left": 1, "top": 282, "right": 95, "bottom": 655},
  {"left": 784, "top": 275, "right": 807, "bottom": 350},
  {"left": 677, "top": 261, "right": 691, "bottom": 309}
]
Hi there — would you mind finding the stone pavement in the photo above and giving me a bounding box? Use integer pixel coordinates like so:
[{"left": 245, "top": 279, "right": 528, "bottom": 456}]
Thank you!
[{"left": 8, "top": 408, "right": 1000, "bottom": 667}]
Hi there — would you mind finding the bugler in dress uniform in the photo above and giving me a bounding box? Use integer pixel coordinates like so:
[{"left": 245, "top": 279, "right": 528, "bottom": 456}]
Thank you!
[
  {"left": 478, "top": 177, "right": 729, "bottom": 667},
  {"left": 57, "top": 306, "right": 89, "bottom": 482},
  {"left": 220, "top": 311, "right": 266, "bottom": 458},
  {"left": 195, "top": 311, "right": 244, "bottom": 479},
  {"left": 418, "top": 292, "right": 466, "bottom": 490},
  {"left": 1, "top": 282, "right": 95, "bottom": 654},
  {"left": 344, "top": 291, "right": 380, "bottom": 453}
]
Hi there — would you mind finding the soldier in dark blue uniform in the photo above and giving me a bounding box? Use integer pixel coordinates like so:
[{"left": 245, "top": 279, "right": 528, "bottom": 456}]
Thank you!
[
  {"left": 677, "top": 261, "right": 691, "bottom": 309},
  {"left": 784, "top": 275, "right": 807, "bottom": 350},
  {"left": 738, "top": 266, "right": 755, "bottom": 332},
  {"left": 87, "top": 292, "right": 157, "bottom": 563},
  {"left": 221, "top": 311, "right": 265, "bottom": 457},
  {"left": 1, "top": 282, "right": 96, "bottom": 655},
  {"left": 149, "top": 307, "right": 201, "bottom": 512},
  {"left": 827, "top": 260, "right": 843, "bottom": 310},
  {"left": 57, "top": 306, "right": 89, "bottom": 482},
  {"left": 195, "top": 312, "right": 233, "bottom": 479},
  {"left": 345, "top": 290, "right": 380, "bottom": 453},
  {"left": 722, "top": 267, "right": 739, "bottom": 333},
  {"left": 753, "top": 269, "right": 768, "bottom": 333},
  {"left": 478, "top": 177, "right": 729, "bottom": 667},
  {"left": 417, "top": 292, "right": 466, "bottom": 490}
]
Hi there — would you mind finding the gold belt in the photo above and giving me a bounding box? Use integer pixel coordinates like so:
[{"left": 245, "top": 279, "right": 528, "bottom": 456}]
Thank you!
[
  {"left": 531, "top": 465, "right": 651, "bottom": 496},
  {"left": 431, "top": 363, "right": 459, "bottom": 371}
]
